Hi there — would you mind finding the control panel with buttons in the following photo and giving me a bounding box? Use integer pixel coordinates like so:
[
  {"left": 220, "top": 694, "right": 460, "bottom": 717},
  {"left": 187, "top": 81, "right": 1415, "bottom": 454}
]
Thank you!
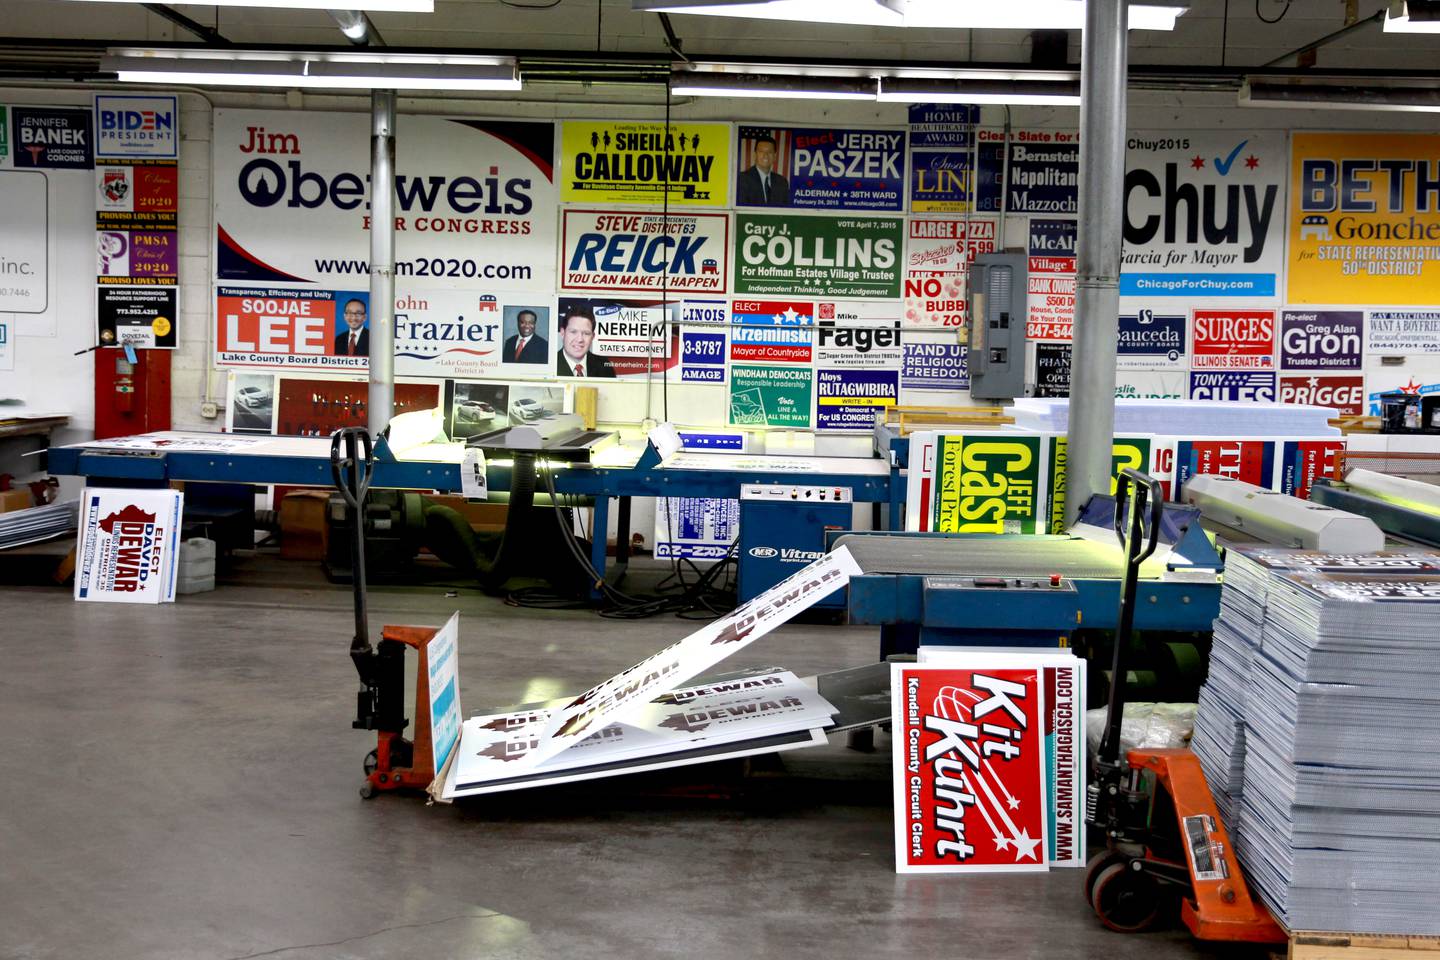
[{"left": 739, "top": 484, "right": 853, "bottom": 503}]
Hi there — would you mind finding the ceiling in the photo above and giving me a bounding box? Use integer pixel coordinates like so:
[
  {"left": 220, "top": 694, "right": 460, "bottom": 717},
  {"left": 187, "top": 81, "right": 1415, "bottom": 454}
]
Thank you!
[{"left": 1, "top": 0, "right": 1437, "bottom": 93}]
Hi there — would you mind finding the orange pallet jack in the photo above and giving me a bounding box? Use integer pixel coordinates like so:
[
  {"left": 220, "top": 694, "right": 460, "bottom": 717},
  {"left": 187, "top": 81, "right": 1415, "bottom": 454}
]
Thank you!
[
  {"left": 331, "top": 427, "right": 444, "bottom": 800},
  {"left": 1084, "top": 470, "right": 1285, "bottom": 944}
]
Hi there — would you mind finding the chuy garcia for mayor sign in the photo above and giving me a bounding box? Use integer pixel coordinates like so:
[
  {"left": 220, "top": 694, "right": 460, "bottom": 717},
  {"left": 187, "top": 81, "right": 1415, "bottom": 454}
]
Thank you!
[
  {"left": 560, "top": 120, "right": 729, "bottom": 206},
  {"left": 736, "top": 126, "right": 904, "bottom": 212},
  {"left": 1288, "top": 132, "right": 1440, "bottom": 305},
  {"left": 1122, "top": 131, "right": 1284, "bottom": 298},
  {"left": 560, "top": 209, "right": 729, "bottom": 295},
  {"left": 213, "top": 110, "right": 557, "bottom": 291},
  {"left": 735, "top": 213, "right": 902, "bottom": 299}
]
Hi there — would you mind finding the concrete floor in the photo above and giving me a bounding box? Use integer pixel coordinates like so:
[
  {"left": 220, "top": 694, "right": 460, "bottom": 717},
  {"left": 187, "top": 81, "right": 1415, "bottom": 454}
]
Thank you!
[{"left": 0, "top": 556, "right": 1255, "bottom": 960}]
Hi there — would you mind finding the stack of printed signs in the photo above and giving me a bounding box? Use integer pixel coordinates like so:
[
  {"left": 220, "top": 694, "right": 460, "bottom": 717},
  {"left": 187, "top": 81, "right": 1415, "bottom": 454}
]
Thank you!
[
  {"left": 1192, "top": 547, "right": 1440, "bottom": 935},
  {"left": 892, "top": 647, "right": 1086, "bottom": 873},
  {"left": 1007, "top": 398, "right": 1340, "bottom": 438},
  {"left": 0, "top": 499, "right": 79, "bottom": 550},
  {"left": 438, "top": 548, "right": 862, "bottom": 799},
  {"left": 73, "top": 487, "right": 184, "bottom": 604}
]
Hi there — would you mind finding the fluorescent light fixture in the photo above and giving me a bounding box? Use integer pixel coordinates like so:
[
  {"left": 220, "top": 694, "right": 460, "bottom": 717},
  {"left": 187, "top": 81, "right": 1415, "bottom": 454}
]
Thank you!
[
  {"left": 1384, "top": 0, "right": 1440, "bottom": 32},
  {"left": 1240, "top": 77, "right": 1440, "bottom": 114},
  {"left": 878, "top": 77, "right": 1080, "bottom": 106},
  {"left": 635, "top": 0, "right": 1188, "bottom": 31},
  {"left": 670, "top": 72, "right": 878, "bottom": 100},
  {"left": 102, "top": 49, "right": 520, "bottom": 91},
  {"left": 71, "top": 0, "right": 432, "bottom": 10}
]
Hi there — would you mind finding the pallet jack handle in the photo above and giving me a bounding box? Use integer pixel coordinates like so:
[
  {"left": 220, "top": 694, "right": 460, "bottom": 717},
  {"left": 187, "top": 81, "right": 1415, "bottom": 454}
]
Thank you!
[
  {"left": 1098, "top": 468, "right": 1164, "bottom": 769},
  {"left": 330, "top": 427, "right": 405, "bottom": 735}
]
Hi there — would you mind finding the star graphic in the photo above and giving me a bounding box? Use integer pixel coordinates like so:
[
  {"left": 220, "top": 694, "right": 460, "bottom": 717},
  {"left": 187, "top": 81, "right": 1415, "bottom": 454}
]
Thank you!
[
  {"left": 1006, "top": 796, "right": 1020, "bottom": 810},
  {"left": 1244, "top": 155, "right": 1260, "bottom": 170},
  {"left": 1190, "top": 155, "right": 1206, "bottom": 170},
  {"left": 770, "top": 312, "right": 786, "bottom": 325},
  {"left": 1403, "top": 379, "right": 1423, "bottom": 394},
  {"left": 994, "top": 835, "right": 1011, "bottom": 851},
  {"left": 780, "top": 307, "right": 800, "bottom": 325},
  {"left": 1307, "top": 376, "right": 1320, "bottom": 388},
  {"left": 1010, "top": 828, "right": 1043, "bottom": 862}
]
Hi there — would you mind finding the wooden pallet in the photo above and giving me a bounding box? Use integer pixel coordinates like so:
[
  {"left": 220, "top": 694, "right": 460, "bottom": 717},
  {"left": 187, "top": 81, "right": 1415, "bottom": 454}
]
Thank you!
[{"left": 1290, "top": 932, "right": 1440, "bottom": 960}]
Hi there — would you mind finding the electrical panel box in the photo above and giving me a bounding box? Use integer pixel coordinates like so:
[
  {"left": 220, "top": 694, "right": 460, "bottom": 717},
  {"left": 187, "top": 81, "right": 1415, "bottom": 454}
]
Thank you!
[{"left": 967, "top": 252, "right": 1029, "bottom": 401}]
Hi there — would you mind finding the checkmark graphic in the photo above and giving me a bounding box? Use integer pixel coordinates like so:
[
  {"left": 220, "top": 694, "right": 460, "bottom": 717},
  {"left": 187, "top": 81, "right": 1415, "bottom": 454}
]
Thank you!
[{"left": 1213, "top": 139, "right": 1249, "bottom": 176}]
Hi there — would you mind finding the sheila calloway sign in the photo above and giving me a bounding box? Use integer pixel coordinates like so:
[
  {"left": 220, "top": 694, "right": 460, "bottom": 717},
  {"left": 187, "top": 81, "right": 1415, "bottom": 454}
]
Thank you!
[
  {"left": 75, "top": 488, "right": 183, "bottom": 604},
  {"left": 893, "top": 663, "right": 1048, "bottom": 873}
]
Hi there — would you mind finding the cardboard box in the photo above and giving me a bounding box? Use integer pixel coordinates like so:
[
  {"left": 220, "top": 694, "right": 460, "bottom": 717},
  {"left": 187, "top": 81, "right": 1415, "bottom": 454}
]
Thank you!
[
  {"left": 279, "top": 490, "right": 331, "bottom": 560},
  {"left": 0, "top": 488, "right": 33, "bottom": 513}
]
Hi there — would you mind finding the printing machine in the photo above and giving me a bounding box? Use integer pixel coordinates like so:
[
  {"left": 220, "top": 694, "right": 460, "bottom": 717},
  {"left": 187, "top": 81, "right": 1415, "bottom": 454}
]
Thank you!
[
  {"left": 830, "top": 492, "right": 1225, "bottom": 657},
  {"left": 46, "top": 420, "right": 897, "bottom": 598}
]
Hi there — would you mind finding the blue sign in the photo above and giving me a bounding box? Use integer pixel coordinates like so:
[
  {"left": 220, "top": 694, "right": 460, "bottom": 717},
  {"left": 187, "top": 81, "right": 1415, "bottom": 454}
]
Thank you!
[
  {"left": 737, "top": 126, "right": 905, "bottom": 212},
  {"left": 907, "top": 104, "right": 978, "bottom": 148},
  {"left": 981, "top": 140, "right": 1078, "bottom": 214},
  {"left": 816, "top": 369, "right": 897, "bottom": 431},
  {"left": 910, "top": 150, "right": 974, "bottom": 211},
  {"left": 902, "top": 341, "right": 968, "bottom": 390},
  {"left": 1118, "top": 310, "right": 1185, "bottom": 362},
  {"left": 678, "top": 432, "right": 743, "bottom": 451},
  {"left": 1188, "top": 371, "right": 1276, "bottom": 402},
  {"left": 11, "top": 106, "right": 92, "bottom": 169},
  {"left": 1120, "top": 273, "right": 1276, "bottom": 297},
  {"left": 1028, "top": 219, "right": 1076, "bottom": 259}
]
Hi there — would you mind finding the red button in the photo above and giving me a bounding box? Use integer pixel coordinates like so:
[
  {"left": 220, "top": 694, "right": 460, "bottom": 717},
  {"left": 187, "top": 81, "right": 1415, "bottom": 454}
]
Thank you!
[{"left": 1050, "top": 574, "right": 1062, "bottom": 587}]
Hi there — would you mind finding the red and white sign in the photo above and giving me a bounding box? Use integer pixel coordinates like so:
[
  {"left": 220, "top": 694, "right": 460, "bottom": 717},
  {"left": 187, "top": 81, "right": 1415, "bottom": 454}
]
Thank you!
[
  {"left": 903, "top": 217, "right": 995, "bottom": 329},
  {"left": 1191, "top": 308, "right": 1276, "bottom": 370},
  {"left": 893, "top": 662, "right": 1048, "bottom": 873},
  {"left": 1280, "top": 374, "right": 1365, "bottom": 417}
]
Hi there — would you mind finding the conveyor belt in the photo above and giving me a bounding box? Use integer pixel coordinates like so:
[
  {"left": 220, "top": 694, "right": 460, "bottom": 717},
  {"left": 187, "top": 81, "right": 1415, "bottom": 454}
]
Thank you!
[{"left": 834, "top": 534, "right": 1167, "bottom": 580}]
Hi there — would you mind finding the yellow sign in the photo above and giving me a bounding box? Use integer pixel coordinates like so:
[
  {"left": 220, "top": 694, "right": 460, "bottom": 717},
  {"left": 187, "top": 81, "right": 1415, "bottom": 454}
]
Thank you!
[
  {"left": 1046, "top": 437, "right": 1151, "bottom": 534},
  {"left": 152, "top": 315, "right": 172, "bottom": 337},
  {"left": 1288, "top": 132, "right": 1440, "bottom": 305},
  {"left": 560, "top": 121, "right": 730, "bottom": 206},
  {"left": 933, "top": 434, "right": 1042, "bottom": 534}
]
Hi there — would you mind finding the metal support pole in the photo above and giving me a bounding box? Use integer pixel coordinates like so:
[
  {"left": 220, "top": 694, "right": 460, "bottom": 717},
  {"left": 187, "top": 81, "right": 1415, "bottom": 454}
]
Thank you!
[
  {"left": 1064, "top": 0, "right": 1128, "bottom": 527},
  {"left": 368, "top": 90, "right": 396, "bottom": 437}
]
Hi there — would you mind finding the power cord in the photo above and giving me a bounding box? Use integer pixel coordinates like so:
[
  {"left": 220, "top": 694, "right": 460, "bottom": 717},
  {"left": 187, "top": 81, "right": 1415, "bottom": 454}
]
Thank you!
[{"left": 1256, "top": 0, "right": 1292, "bottom": 24}]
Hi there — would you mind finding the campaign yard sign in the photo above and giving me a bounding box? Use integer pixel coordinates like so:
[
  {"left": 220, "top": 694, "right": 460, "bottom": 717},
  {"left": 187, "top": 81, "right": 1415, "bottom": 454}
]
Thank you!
[
  {"left": 75, "top": 488, "right": 183, "bottom": 604},
  {"left": 560, "top": 209, "right": 729, "bottom": 295},
  {"left": 892, "top": 662, "right": 1048, "bottom": 873},
  {"left": 735, "top": 213, "right": 903, "bottom": 299},
  {"left": 1279, "top": 310, "right": 1362, "bottom": 371},
  {"left": 560, "top": 120, "right": 729, "bottom": 206}
]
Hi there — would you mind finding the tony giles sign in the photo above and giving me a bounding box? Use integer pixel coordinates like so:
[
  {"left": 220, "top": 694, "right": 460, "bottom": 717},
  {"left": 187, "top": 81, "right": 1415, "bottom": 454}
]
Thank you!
[
  {"left": 735, "top": 213, "right": 902, "bottom": 299},
  {"left": 560, "top": 210, "right": 729, "bottom": 295}
]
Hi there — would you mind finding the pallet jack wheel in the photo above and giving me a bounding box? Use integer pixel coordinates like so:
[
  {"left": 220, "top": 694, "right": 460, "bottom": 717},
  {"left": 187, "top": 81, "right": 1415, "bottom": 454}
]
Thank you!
[
  {"left": 1090, "top": 861, "right": 1163, "bottom": 933},
  {"left": 1084, "top": 850, "right": 1127, "bottom": 903},
  {"left": 363, "top": 749, "right": 379, "bottom": 776},
  {"left": 359, "top": 780, "right": 376, "bottom": 800}
]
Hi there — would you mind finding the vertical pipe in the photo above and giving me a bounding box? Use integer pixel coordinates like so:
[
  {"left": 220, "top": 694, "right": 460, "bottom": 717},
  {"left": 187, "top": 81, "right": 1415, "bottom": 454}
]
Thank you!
[
  {"left": 368, "top": 90, "right": 396, "bottom": 437},
  {"left": 1064, "top": 0, "right": 1128, "bottom": 526}
]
